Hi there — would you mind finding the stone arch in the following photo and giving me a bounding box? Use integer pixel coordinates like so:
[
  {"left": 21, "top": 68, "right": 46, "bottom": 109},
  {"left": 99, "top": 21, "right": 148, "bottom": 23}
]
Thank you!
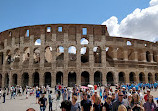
[
  {"left": 129, "top": 72, "right": 136, "bottom": 83},
  {"left": 56, "top": 46, "right": 64, "bottom": 60},
  {"left": 106, "top": 72, "right": 114, "bottom": 85},
  {"left": 44, "top": 72, "right": 51, "bottom": 87},
  {"left": 22, "top": 73, "right": 29, "bottom": 87},
  {"left": 23, "top": 47, "right": 30, "bottom": 62},
  {"left": 117, "top": 48, "right": 124, "bottom": 60},
  {"left": 68, "top": 46, "right": 77, "bottom": 61},
  {"left": 33, "top": 48, "right": 40, "bottom": 63},
  {"left": 138, "top": 49, "right": 143, "bottom": 61},
  {"left": 128, "top": 49, "right": 135, "bottom": 60},
  {"left": 155, "top": 73, "right": 158, "bottom": 82},
  {"left": 94, "top": 71, "right": 102, "bottom": 85},
  {"left": 139, "top": 72, "right": 145, "bottom": 83},
  {"left": 80, "top": 38, "right": 89, "bottom": 45},
  {"left": 146, "top": 51, "right": 151, "bottom": 62},
  {"left": 33, "top": 72, "right": 39, "bottom": 87},
  {"left": 6, "top": 50, "right": 12, "bottom": 64},
  {"left": 81, "top": 71, "right": 89, "bottom": 86},
  {"left": 4, "top": 73, "right": 9, "bottom": 87},
  {"left": 81, "top": 47, "right": 89, "bottom": 63},
  {"left": 12, "top": 74, "right": 17, "bottom": 86},
  {"left": 13, "top": 48, "right": 20, "bottom": 62},
  {"left": 0, "top": 74, "right": 2, "bottom": 88},
  {"left": 93, "top": 46, "right": 101, "bottom": 63},
  {"left": 153, "top": 51, "right": 157, "bottom": 62},
  {"left": 56, "top": 71, "right": 63, "bottom": 85},
  {"left": 45, "top": 46, "right": 52, "bottom": 63},
  {"left": 118, "top": 72, "right": 125, "bottom": 83},
  {"left": 68, "top": 71, "right": 76, "bottom": 87},
  {"left": 148, "top": 73, "right": 153, "bottom": 83}
]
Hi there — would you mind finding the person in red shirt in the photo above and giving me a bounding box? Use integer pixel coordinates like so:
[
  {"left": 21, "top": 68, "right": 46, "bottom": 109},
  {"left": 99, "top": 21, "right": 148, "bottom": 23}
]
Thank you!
[{"left": 144, "top": 89, "right": 150, "bottom": 102}]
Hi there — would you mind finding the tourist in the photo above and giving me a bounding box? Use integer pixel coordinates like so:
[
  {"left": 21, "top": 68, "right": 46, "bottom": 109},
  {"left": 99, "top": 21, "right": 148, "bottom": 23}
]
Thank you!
[
  {"left": 60, "top": 100, "right": 72, "bottom": 111},
  {"left": 71, "top": 95, "right": 80, "bottom": 111},
  {"left": 112, "top": 91, "right": 124, "bottom": 111},
  {"left": 144, "top": 89, "right": 150, "bottom": 102},
  {"left": 104, "top": 95, "right": 112, "bottom": 111},
  {"left": 38, "top": 94, "right": 48, "bottom": 111},
  {"left": 2, "top": 90, "right": 6, "bottom": 103},
  {"left": 48, "top": 90, "right": 53, "bottom": 111},
  {"left": 91, "top": 90, "right": 99, "bottom": 104},
  {"left": 67, "top": 88, "right": 71, "bottom": 100},
  {"left": 93, "top": 96, "right": 103, "bottom": 111},
  {"left": 143, "top": 95, "right": 156, "bottom": 111},
  {"left": 131, "top": 93, "right": 144, "bottom": 111},
  {"left": 63, "top": 89, "right": 67, "bottom": 101},
  {"left": 36, "top": 88, "right": 40, "bottom": 104},
  {"left": 81, "top": 92, "right": 92, "bottom": 111},
  {"left": 118, "top": 104, "right": 127, "bottom": 111}
]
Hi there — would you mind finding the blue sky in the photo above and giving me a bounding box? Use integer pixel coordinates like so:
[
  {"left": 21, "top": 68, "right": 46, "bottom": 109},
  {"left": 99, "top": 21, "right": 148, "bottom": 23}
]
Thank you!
[{"left": 0, "top": 0, "right": 150, "bottom": 32}]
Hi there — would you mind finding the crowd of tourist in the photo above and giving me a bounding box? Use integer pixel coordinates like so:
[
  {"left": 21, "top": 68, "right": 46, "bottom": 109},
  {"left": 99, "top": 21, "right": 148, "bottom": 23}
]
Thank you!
[{"left": 0, "top": 82, "right": 158, "bottom": 111}]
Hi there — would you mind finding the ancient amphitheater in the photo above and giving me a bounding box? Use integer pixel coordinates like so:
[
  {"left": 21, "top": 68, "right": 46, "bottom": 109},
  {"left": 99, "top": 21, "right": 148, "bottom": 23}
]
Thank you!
[{"left": 0, "top": 24, "right": 158, "bottom": 88}]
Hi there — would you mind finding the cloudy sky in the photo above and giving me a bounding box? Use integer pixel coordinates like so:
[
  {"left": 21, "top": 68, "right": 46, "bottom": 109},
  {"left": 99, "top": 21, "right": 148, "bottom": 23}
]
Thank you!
[{"left": 0, "top": 0, "right": 157, "bottom": 42}]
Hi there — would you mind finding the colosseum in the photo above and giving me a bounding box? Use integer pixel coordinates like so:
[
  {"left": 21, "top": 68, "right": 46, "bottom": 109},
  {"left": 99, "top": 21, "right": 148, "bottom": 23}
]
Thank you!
[{"left": 0, "top": 24, "right": 158, "bottom": 88}]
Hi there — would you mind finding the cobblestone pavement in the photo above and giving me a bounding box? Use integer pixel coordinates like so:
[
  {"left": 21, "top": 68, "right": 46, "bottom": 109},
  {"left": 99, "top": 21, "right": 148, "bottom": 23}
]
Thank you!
[{"left": 0, "top": 88, "right": 158, "bottom": 111}]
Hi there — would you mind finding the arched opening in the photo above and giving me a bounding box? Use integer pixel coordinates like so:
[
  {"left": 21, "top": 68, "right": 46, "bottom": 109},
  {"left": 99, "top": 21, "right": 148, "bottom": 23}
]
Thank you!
[
  {"left": 107, "top": 72, "right": 114, "bottom": 85},
  {"left": 13, "top": 48, "right": 20, "bottom": 62},
  {"left": 56, "top": 72, "right": 63, "bottom": 85},
  {"left": 4, "top": 73, "right": 9, "bottom": 87},
  {"left": 153, "top": 51, "right": 157, "bottom": 62},
  {"left": 34, "top": 39, "right": 41, "bottom": 45},
  {"left": 128, "top": 49, "right": 135, "bottom": 60},
  {"left": 118, "top": 72, "right": 125, "bottom": 83},
  {"left": 44, "top": 72, "right": 51, "bottom": 87},
  {"left": 68, "top": 72, "right": 76, "bottom": 87},
  {"left": 117, "top": 48, "right": 124, "bottom": 60},
  {"left": 56, "top": 46, "right": 64, "bottom": 60},
  {"left": 93, "top": 47, "right": 101, "bottom": 63},
  {"left": 33, "top": 48, "right": 40, "bottom": 64},
  {"left": 22, "top": 73, "right": 29, "bottom": 87},
  {"left": 0, "top": 74, "right": 2, "bottom": 88},
  {"left": 81, "top": 71, "right": 89, "bottom": 86},
  {"left": 148, "top": 73, "right": 153, "bottom": 83},
  {"left": 33, "top": 72, "right": 39, "bottom": 87},
  {"left": 146, "top": 51, "right": 150, "bottom": 62},
  {"left": 129, "top": 72, "right": 136, "bottom": 83},
  {"left": 127, "top": 41, "right": 132, "bottom": 46},
  {"left": 45, "top": 46, "right": 52, "bottom": 63},
  {"left": 139, "top": 72, "right": 145, "bottom": 83},
  {"left": 94, "top": 71, "right": 102, "bottom": 85},
  {"left": 12, "top": 74, "right": 17, "bottom": 86},
  {"left": 155, "top": 73, "right": 158, "bottom": 82},
  {"left": 23, "top": 47, "right": 30, "bottom": 62},
  {"left": 80, "top": 38, "right": 89, "bottom": 45},
  {"left": 68, "top": 46, "right": 77, "bottom": 61},
  {"left": 81, "top": 47, "right": 89, "bottom": 63}
]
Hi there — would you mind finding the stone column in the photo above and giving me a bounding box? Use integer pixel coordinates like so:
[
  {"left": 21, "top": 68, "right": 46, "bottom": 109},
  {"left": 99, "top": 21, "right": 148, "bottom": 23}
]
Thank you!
[
  {"left": 17, "top": 73, "right": 22, "bottom": 86},
  {"left": 29, "top": 35, "right": 34, "bottom": 67},
  {"left": 89, "top": 70, "right": 94, "bottom": 85},
  {"left": 89, "top": 48, "right": 94, "bottom": 67},
  {"left": 142, "top": 52, "right": 146, "bottom": 62},
  {"left": 40, "top": 34, "right": 45, "bottom": 68},
  {"left": 102, "top": 47, "right": 106, "bottom": 68},
  {"left": 114, "top": 72, "right": 118, "bottom": 84},
  {"left": 76, "top": 33, "right": 81, "bottom": 68},
  {"left": 102, "top": 70, "right": 107, "bottom": 86},
  {"left": 134, "top": 50, "right": 138, "bottom": 61},
  {"left": 113, "top": 48, "right": 117, "bottom": 60},
  {"left": 63, "top": 70, "right": 68, "bottom": 86},
  {"left": 135, "top": 74, "right": 139, "bottom": 83},
  {"left": 64, "top": 47, "right": 68, "bottom": 69},
  {"left": 150, "top": 53, "right": 153, "bottom": 62},
  {"left": 9, "top": 71, "right": 12, "bottom": 87},
  {"left": 51, "top": 71, "right": 55, "bottom": 87},
  {"left": 76, "top": 70, "right": 81, "bottom": 85},
  {"left": 39, "top": 72, "right": 44, "bottom": 87},
  {"left": 145, "top": 73, "right": 148, "bottom": 83},
  {"left": 2, "top": 74, "right": 4, "bottom": 88},
  {"left": 124, "top": 49, "right": 128, "bottom": 61},
  {"left": 125, "top": 72, "right": 129, "bottom": 84},
  {"left": 29, "top": 72, "right": 33, "bottom": 87}
]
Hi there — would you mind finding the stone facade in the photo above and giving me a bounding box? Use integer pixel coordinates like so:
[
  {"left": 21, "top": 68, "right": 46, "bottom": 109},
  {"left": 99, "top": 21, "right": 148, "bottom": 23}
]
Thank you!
[{"left": 0, "top": 24, "right": 158, "bottom": 88}]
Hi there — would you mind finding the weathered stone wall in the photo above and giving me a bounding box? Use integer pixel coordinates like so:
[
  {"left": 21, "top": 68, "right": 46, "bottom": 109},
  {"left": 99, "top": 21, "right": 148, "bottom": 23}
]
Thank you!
[{"left": 0, "top": 24, "right": 158, "bottom": 88}]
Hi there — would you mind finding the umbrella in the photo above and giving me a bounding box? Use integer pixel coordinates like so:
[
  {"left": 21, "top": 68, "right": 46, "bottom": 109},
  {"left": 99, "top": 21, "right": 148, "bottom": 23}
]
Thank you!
[
  {"left": 81, "top": 86, "right": 89, "bottom": 89},
  {"left": 88, "top": 85, "right": 94, "bottom": 88}
]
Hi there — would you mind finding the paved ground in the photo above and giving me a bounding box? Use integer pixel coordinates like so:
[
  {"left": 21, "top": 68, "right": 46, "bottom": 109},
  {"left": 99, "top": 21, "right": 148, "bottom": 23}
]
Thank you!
[{"left": 0, "top": 88, "right": 158, "bottom": 111}]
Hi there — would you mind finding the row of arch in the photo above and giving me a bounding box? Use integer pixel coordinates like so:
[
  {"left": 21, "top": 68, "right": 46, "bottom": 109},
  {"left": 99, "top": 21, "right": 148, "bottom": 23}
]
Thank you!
[{"left": 0, "top": 71, "right": 158, "bottom": 88}]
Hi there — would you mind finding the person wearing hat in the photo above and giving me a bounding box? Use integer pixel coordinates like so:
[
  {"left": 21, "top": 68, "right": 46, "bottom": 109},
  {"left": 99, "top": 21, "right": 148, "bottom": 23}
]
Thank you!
[
  {"left": 60, "top": 100, "right": 72, "bottom": 111},
  {"left": 104, "top": 95, "right": 112, "bottom": 111},
  {"left": 112, "top": 91, "right": 124, "bottom": 111},
  {"left": 144, "top": 89, "right": 150, "bottom": 102}
]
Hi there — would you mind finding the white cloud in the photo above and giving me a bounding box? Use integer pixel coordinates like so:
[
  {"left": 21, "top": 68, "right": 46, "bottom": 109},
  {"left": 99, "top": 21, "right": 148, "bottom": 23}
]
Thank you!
[
  {"left": 68, "top": 46, "right": 76, "bottom": 54},
  {"left": 35, "top": 39, "right": 41, "bottom": 45},
  {"left": 102, "top": 0, "right": 158, "bottom": 42},
  {"left": 81, "top": 38, "right": 89, "bottom": 45},
  {"left": 81, "top": 47, "right": 87, "bottom": 54}
]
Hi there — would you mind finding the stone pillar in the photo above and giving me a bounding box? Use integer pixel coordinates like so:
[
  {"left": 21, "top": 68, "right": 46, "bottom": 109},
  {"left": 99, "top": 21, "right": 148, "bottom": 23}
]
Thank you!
[
  {"left": 153, "top": 74, "right": 155, "bottom": 83},
  {"left": 114, "top": 72, "right": 118, "bottom": 84},
  {"left": 134, "top": 50, "right": 138, "bottom": 61},
  {"left": 125, "top": 72, "right": 129, "bottom": 84},
  {"left": 135, "top": 74, "right": 139, "bottom": 83},
  {"left": 29, "top": 73, "right": 33, "bottom": 87},
  {"left": 2, "top": 74, "right": 4, "bottom": 88},
  {"left": 40, "top": 34, "right": 45, "bottom": 68},
  {"left": 113, "top": 48, "right": 117, "bottom": 60},
  {"left": 150, "top": 53, "right": 153, "bottom": 62},
  {"left": 76, "top": 33, "right": 81, "bottom": 68},
  {"left": 63, "top": 70, "right": 68, "bottom": 86},
  {"left": 102, "top": 70, "right": 107, "bottom": 86},
  {"left": 145, "top": 73, "right": 148, "bottom": 83},
  {"left": 29, "top": 35, "right": 34, "bottom": 67},
  {"left": 51, "top": 71, "right": 55, "bottom": 87},
  {"left": 142, "top": 52, "right": 146, "bottom": 62},
  {"left": 9, "top": 72, "right": 12, "bottom": 87},
  {"left": 89, "top": 70, "right": 94, "bottom": 85},
  {"left": 124, "top": 49, "right": 128, "bottom": 61},
  {"left": 89, "top": 48, "right": 94, "bottom": 67},
  {"left": 64, "top": 47, "right": 68, "bottom": 69},
  {"left": 17, "top": 73, "right": 22, "bottom": 86},
  {"left": 102, "top": 47, "right": 106, "bottom": 68},
  {"left": 76, "top": 70, "right": 81, "bottom": 85},
  {"left": 39, "top": 73, "right": 44, "bottom": 87}
]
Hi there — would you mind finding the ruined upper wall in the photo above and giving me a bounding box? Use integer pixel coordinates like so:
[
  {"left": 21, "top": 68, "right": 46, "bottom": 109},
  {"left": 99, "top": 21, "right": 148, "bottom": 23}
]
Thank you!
[{"left": 0, "top": 24, "right": 108, "bottom": 42}]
